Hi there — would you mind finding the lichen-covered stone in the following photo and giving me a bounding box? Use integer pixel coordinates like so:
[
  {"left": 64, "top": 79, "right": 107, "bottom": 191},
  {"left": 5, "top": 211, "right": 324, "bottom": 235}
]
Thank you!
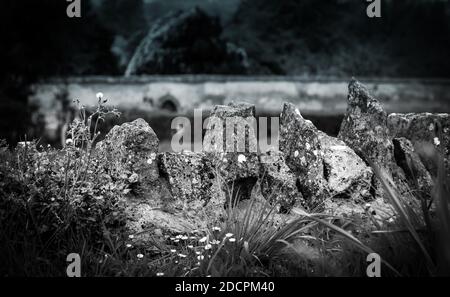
[
  {"left": 393, "top": 137, "right": 434, "bottom": 198},
  {"left": 96, "top": 118, "right": 159, "bottom": 192},
  {"left": 318, "top": 132, "right": 372, "bottom": 200},
  {"left": 158, "top": 151, "right": 222, "bottom": 207},
  {"left": 203, "top": 102, "right": 257, "bottom": 153},
  {"left": 388, "top": 112, "right": 450, "bottom": 176},
  {"left": 337, "top": 79, "right": 411, "bottom": 199},
  {"left": 212, "top": 152, "right": 260, "bottom": 203},
  {"left": 338, "top": 79, "right": 395, "bottom": 172},
  {"left": 280, "top": 102, "right": 329, "bottom": 209},
  {"left": 259, "top": 151, "right": 304, "bottom": 212}
]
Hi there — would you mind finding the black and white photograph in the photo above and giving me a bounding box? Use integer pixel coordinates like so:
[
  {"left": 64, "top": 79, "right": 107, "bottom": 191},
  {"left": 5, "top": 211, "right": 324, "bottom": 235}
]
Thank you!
[{"left": 1, "top": 0, "right": 450, "bottom": 285}]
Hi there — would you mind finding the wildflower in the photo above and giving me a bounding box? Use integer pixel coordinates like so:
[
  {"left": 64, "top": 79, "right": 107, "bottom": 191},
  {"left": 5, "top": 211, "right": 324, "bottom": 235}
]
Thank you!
[
  {"left": 174, "top": 239, "right": 180, "bottom": 243},
  {"left": 170, "top": 249, "right": 176, "bottom": 253},
  {"left": 197, "top": 255, "right": 204, "bottom": 260},
  {"left": 199, "top": 236, "right": 208, "bottom": 243},
  {"left": 211, "top": 240, "right": 220, "bottom": 245},
  {"left": 178, "top": 254, "right": 187, "bottom": 258},
  {"left": 146, "top": 158, "right": 153, "bottom": 165},
  {"left": 225, "top": 233, "right": 233, "bottom": 238},
  {"left": 229, "top": 238, "right": 236, "bottom": 243},
  {"left": 181, "top": 235, "right": 189, "bottom": 240},
  {"left": 434, "top": 137, "right": 440, "bottom": 146},
  {"left": 190, "top": 236, "right": 197, "bottom": 240},
  {"left": 137, "top": 253, "right": 144, "bottom": 259},
  {"left": 65, "top": 138, "right": 73, "bottom": 146},
  {"left": 212, "top": 226, "right": 221, "bottom": 232},
  {"left": 156, "top": 272, "right": 164, "bottom": 277},
  {"left": 195, "top": 251, "right": 201, "bottom": 255},
  {"left": 126, "top": 244, "right": 132, "bottom": 248},
  {"left": 294, "top": 150, "right": 299, "bottom": 157},
  {"left": 50, "top": 197, "right": 55, "bottom": 202},
  {"left": 128, "top": 173, "right": 139, "bottom": 183},
  {"left": 237, "top": 154, "right": 246, "bottom": 163},
  {"left": 96, "top": 92, "right": 104, "bottom": 100},
  {"left": 187, "top": 245, "right": 194, "bottom": 249},
  {"left": 204, "top": 244, "right": 212, "bottom": 250},
  {"left": 128, "top": 234, "right": 135, "bottom": 239},
  {"left": 206, "top": 275, "right": 212, "bottom": 277}
]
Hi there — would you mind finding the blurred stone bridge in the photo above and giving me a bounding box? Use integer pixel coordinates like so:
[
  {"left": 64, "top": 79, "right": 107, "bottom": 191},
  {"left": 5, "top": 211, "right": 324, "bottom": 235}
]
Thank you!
[{"left": 30, "top": 75, "right": 450, "bottom": 140}]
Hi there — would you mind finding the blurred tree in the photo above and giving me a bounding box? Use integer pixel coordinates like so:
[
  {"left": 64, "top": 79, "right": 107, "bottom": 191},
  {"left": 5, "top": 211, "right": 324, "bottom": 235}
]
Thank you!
[{"left": 0, "top": 0, "right": 117, "bottom": 145}]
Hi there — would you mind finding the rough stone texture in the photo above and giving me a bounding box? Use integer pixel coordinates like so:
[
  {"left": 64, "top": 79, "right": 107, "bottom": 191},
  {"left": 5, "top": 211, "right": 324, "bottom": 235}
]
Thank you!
[
  {"left": 125, "top": 8, "right": 248, "bottom": 76},
  {"left": 337, "top": 79, "right": 411, "bottom": 199},
  {"left": 259, "top": 151, "right": 305, "bottom": 212},
  {"left": 213, "top": 152, "right": 260, "bottom": 203},
  {"left": 203, "top": 102, "right": 257, "bottom": 153},
  {"left": 96, "top": 118, "right": 160, "bottom": 192},
  {"left": 280, "top": 103, "right": 329, "bottom": 209},
  {"left": 158, "top": 151, "right": 222, "bottom": 208},
  {"left": 388, "top": 112, "right": 450, "bottom": 176},
  {"left": 318, "top": 132, "right": 373, "bottom": 200},
  {"left": 338, "top": 79, "right": 395, "bottom": 172},
  {"left": 393, "top": 137, "right": 434, "bottom": 198}
]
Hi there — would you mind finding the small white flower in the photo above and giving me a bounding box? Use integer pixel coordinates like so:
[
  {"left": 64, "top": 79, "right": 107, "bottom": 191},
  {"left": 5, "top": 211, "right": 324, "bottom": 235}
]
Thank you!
[
  {"left": 212, "top": 226, "right": 221, "bottom": 232},
  {"left": 146, "top": 158, "right": 153, "bottom": 165},
  {"left": 156, "top": 272, "right": 164, "bottom": 277},
  {"left": 195, "top": 251, "right": 201, "bottom": 255},
  {"left": 170, "top": 249, "right": 176, "bottom": 253},
  {"left": 126, "top": 244, "right": 132, "bottom": 248},
  {"left": 178, "top": 253, "right": 187, "bottom": 258},
  {"left": 237, "top": 154, "right": 246, "bottom": 163},
  {"left": 187, "top": 245, "right": 194, "bottom": 249},
  {"left": 197, "top": 255, "right": 204, "bottom": 260},
  {"left": 96, "top": 92, "right": 104, "bottom": 100},
  {"left": 137, "top": 253, "right": 144, "bottom": 259},
  {"left": 50, "top": 197, "right": 55, "bottom": 202},
  {"left": 225, "top": 233, "right": 233, "bottom": 238},
  {"left": 199, "top": 236, "right": 208, "bottom": 243},
  {"left": 128, "top": 234, "right": 135, "bottom": 239},
  {"left": 294, "top": 150, "right": 299, "bottom": 157},
  {"left": 229, "top": 238, "right": 236, "bottom": 243},
  {"left": 181, "top": 235, "right": 189, "bottom": 240},
  {"left": 434, "top": 137, "right": 440, "bottom": 146},
  {"left": 204, "top": 244, "right": 212, "bottom": 250},
  {"left": 65, "top": 138, "right": 73, "bottom": 145},
  {"left": 211, "top": 240, "right": 220, "bottom": 245}
]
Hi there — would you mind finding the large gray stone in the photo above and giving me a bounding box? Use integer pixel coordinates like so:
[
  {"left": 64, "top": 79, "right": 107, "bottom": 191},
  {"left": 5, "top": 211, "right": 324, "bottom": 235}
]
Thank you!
[
  {"left": 318, "top": 132, "right": 373, "bottom": 200},
  {"left": 203, "top": 102, "right": 257, "bottom": 153},
  {"left": 393, "top": 137, "right": 434, "bottom": 199},
  {"left": 96, "top": 118, "right": 160, "bottom": 193},
  {"left": 388, "top": 112, "right": 450, "bottom": 176},
  {"left": 259, "top": 151, "right": 304, "bottom": 212},
  {"left": 338, "top": 79, "right": 410, "bottom": 199},
  {"left": 280, "top": 102, "right": 329, "bottom": 209}
]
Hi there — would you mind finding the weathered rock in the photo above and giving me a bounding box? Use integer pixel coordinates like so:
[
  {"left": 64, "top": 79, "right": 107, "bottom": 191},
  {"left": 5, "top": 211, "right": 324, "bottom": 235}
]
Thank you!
[
  {"left": 393, "top": 137, "right": 434, "bottom": 198},
  {"left": 213, "top": 152, "right": 260, "bottom": 203},
  {"left": 125, "top": 8, "right": 248, "bottom": 76},
  {"left": 338, "top": 79, "right": 395, "bottom": 172},
  {"left": 337, "top": 79, "right": 411, "bottom": 199},
  {"left": 280, "top": 103, "right": 329, "bottom": 209},
  {"left": 259, "top": 151, "right": 304, "bottom": 212},
  {"left": 97, "top": 118, "right": 159, "bottom": 192},
  {"left": 388, "top": 112, "right": 450, "bottom": 176},
  {"left": 318, "top": 132, "right": 373, "bottom": 200},
  {"left": 203, "top": 102, "right": 257, "bottom": 153},
  {"left": 158, "top": 151, "right": 222, "bottom": 209}
]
